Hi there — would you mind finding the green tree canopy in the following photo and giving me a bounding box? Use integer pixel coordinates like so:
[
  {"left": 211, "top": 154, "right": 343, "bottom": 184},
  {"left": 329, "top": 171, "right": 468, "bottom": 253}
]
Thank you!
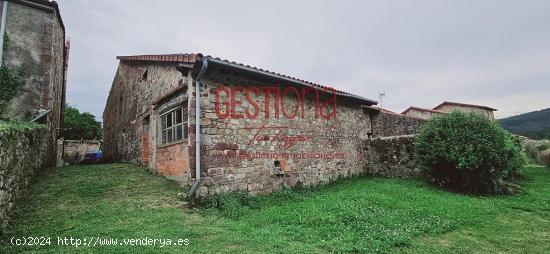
[{"left": 63, "top": 105, "right": 102, "bottom": 140}]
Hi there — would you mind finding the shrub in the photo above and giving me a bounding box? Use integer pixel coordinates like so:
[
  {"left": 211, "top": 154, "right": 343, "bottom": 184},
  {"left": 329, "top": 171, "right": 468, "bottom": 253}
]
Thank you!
[
  {"left": 415, "top": 111, "right": 525, "bottom": 194},
  {"left": 0, "top": 65, "right": 25, "bottom": 117}
]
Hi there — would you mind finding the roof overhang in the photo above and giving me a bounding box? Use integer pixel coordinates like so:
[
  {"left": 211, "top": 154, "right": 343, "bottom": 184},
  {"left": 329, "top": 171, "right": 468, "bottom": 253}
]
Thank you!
[
  {"left": 402, "top": 106, "right": 445, "bottom": 115},
  {"left": 433, "top": 101, "right": 497, "bottom": 111},
  {"left": 204, "top": 57, "right": 378, "bottom": 105},
  {"left": 116, "top": 53, "right": 378, "bottom": 106}
]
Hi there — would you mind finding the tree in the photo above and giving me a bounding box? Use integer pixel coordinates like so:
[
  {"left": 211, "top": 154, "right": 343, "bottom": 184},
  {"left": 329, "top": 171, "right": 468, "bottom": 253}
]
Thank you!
[
  {"left": 63, "top": 105, "right": 102, "bottom": 140},
  {"left": 415, "top": 111, "right": 525, "bottom": 194}
]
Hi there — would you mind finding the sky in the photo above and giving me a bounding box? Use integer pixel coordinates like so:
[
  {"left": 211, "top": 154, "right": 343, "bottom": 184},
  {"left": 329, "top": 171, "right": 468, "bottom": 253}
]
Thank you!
[{"left": 57, "top": 0, "right": 550, "bottom": 120}]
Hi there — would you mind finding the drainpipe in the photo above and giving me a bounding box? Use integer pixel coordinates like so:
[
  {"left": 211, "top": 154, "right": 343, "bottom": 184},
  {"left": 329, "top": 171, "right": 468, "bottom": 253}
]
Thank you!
[
  {"left": 189, "top": 57, "right": 209, "bottom": 197},
  {"left": 0, "top": 1, "right": 8, "bottom": 63}
]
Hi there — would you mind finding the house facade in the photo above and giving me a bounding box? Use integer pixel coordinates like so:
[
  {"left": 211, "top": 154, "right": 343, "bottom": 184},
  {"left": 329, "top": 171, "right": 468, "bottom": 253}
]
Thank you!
[
  {"left": 0, "top": 0, "right": 69, "bottom": 165},
  {"left": 433, "top": 101, "right": 496, "bottom": 119},
  {"left": 104, "top": 54, "right": 425, "bottom": 196},
  {"left": 401, "top": 106, "right": 445, "bottom": 120},
  {"left": 402, "top": 102, "right": 497, "bottom": 120}
]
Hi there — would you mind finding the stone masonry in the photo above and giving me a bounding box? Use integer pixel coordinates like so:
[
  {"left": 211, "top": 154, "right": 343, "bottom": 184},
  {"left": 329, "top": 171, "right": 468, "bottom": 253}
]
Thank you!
[
  {"left": 190, "top": 70, "right": 372, "bottom": 195},
  {"left": 363, "top": 135, "right": 419, "bottom": 177},
  {"left": 0, "top": 124, "right": 49, "bottom": 232},
  {"left": 103, "top": 54, "right": 426, "bottom": 196},
  {"left": 1, "top": 0, "right": 69, "bottom": 166},
  {"left": 62, "top": 139, "right": 101, "bottom": 164}
]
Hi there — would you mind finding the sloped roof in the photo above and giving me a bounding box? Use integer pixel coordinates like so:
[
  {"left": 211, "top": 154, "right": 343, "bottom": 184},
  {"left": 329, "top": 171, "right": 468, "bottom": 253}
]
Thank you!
[
  {"left": 362, "top": 105, "right": 426, "bottom": 121},
  {"left": 116, "top": 53, "right": 377, "bottom": 105},
  {"left": 116, "top": 53, "right": 200, "bottom": 63},
  {"left": 433, "top": 101, "right": 497, "bottom": 111},
  {"left": 362, "top": 105, "right": 401, "bottom": 115},
  {"left": 402, "top": 106, "right": 445, "bottom": 115}
]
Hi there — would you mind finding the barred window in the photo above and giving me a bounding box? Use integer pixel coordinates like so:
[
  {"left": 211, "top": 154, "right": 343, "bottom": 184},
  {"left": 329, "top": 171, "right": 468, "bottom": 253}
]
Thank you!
[{"left": 160, "top": 106, "right": 188, "bottom": 145}]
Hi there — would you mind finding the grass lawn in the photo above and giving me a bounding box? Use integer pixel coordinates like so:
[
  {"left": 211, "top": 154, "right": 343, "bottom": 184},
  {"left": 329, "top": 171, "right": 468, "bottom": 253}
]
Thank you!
[{"left": 1, "top": 163, "right": 549, "bottom": 253}]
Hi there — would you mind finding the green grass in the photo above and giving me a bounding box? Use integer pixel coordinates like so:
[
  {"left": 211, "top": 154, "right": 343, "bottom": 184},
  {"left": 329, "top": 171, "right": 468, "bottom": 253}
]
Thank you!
[{"left": 1, "top": 163, "right": 549, "bottom": 253}]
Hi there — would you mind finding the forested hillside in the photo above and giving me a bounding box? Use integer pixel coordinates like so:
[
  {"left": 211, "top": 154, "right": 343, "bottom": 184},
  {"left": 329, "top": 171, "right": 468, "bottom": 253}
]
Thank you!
[{"left": 499, "top": 108, "right": 550, "bottom": 140}]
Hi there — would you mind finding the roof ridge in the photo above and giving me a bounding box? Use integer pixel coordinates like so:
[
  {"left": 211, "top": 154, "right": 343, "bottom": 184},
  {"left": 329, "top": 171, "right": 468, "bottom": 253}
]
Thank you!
[
  {"left": 402, "top": 106, "right": 445, "bottom": 114},
  {"left": 433, "top": 101, "right": 497, "bottom": 111},
  {"left": 116, "top": 53, "right": 377, "bottom": 105}
]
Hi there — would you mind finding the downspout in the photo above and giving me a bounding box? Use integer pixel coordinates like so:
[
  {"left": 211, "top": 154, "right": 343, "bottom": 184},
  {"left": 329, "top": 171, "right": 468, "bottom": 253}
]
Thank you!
[
  {"left": 189, "top": 57, "right": 209, "bottom": 197},
  {"left": 0, "top": 1, "right": 8, "bottom": 63}
]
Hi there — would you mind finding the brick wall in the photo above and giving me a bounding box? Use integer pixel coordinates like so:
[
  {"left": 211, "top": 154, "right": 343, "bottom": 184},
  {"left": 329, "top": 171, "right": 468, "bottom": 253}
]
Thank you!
[
  {"left": 140, "top": 121, "right": 151, "bottom": 165},
  {"left": 155, "top": 143, "right": 189, "bottom": 180}
]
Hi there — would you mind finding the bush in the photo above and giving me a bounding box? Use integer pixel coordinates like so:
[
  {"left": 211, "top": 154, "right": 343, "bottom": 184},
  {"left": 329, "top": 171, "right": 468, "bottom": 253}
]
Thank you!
[
  {"left": 415, "top": 111, "right": 525, "bottom": 194},
  {"left": 0, "top": 65, "right": 25, "bottom": 117}
]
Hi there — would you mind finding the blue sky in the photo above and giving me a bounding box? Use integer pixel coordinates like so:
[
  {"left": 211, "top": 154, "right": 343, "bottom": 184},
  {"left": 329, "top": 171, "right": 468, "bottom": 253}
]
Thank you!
[{"left": 58, "top": 0, "right": 550, "bottom": 120}]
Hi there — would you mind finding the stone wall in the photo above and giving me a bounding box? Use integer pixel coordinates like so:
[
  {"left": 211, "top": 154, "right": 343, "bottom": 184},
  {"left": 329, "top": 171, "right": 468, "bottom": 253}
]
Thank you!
[
  {"left": 0, "top": 123, "right": 49, "bottom": 232},
  {"left": 104, "top": 61, "right": 375, "bottom": 195},
  {"left": 2, "top": 0, "right": 67, "bottom": 166},
  {"left": 3, "top": 1, "right": 52, "bottom": 120},
  {"left": 103, "top": 62, "right": 183, "bottom": 165},
  {"left": 370, "top": 111, "right": 425, "bottom": 137},
  {"left": 63, "top": 140, "right": 101, "bottom": 164},
  {"left": 436, "top": 104, "right": 494, "bottom": 119},
  {"left": 191, "top": 69, "right": 372, "bottom": 195},
  {"left": 523, "top": 139, "right": 550, "bottom": 166},
  {"left": 363, "top": 135, "right": 419, "bottom": 177},
  {"left": 103, "top": 59, "right": 428, "bottom": 196},
  {"left": 402, "top": 108, "right": 444, "bottom": 120}
]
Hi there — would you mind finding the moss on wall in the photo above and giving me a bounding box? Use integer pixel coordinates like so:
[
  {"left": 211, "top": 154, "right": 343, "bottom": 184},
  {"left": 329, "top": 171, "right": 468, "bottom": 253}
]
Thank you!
[{"left": 0, "top": 121, "right": 49, "bottom": 232}]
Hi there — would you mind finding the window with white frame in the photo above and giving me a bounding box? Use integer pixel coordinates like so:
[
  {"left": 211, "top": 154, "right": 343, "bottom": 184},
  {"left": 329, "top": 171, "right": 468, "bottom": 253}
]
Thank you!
[{"left": 160, "top": 106, "right": 188, "bottom": 145}]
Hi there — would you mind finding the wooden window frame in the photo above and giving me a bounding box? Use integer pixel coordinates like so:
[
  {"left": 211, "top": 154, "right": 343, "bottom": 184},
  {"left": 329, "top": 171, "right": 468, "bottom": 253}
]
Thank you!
[{"left": 159, "top": 106, "right": 188, "bottom": 145}]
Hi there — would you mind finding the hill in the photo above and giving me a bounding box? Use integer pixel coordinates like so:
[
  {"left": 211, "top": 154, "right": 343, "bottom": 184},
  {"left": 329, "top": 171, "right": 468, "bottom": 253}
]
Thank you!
[{"left": 499, "top": 108, "right": 550, "bottom": 140}]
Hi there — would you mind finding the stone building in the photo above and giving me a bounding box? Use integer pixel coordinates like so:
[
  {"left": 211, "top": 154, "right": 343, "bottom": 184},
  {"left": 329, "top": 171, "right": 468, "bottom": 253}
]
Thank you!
[
  {"left": 402, "top": 101, "right": 496, "bottom": 120},
  {"left": 0, "top": 0, "right": 69, "bottom": 164},
  {"left": 103, "top": 53, "right": 423, "bottom": 196},
  {"left": 401, "top": 106, "right": 445, "bottom": 120},
  {"left": 363, "top": 106, "right": 425, "bottom": 136},
  {"left": 433, "top": 101, "right": 496, "bottom": 119}
]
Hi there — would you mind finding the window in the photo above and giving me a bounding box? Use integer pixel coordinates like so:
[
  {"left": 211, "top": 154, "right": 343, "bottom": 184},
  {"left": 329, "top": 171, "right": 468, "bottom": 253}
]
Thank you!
[
  {"left": 142, "top": 69, "right": 148, "bottom": 80},
  {"left": 160, "top": 106, "right": 188, "bottom": 145},
  {"left": 119, "top": 96, "right": 124, "bottom": 116}
]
